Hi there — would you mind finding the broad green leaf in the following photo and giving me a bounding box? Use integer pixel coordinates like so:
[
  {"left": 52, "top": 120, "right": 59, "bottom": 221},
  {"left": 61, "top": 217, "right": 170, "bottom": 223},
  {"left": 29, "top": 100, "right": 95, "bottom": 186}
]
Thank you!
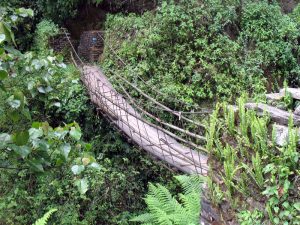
[
  {"left": 13, "top": 91, "right": 25, "bottom": 108},
  {"left": 8, "top": 99, "right": 20, "bottom": 108},
  {"left": 22, "top": 108, "right": 32, "bottom": 120},
  {"left": 75, "top": 178, "right": 89, "bottom": 195},
  {"left": 29, "top": 128, "right": 43, "bottom": 140},
  {"left": 45, "top": 86, "right": 53, "bottom": 93},
  {"left": 4, "top": 45, "right": 21, "bottom": 56},
  {"left": 0, "top": 133, "right": 11, "bottom": 144},
  {"left": 37, "top": 86, "right": 46, "bottom": 93},
  {"left": 0, "top": 81, "right": 5, "bottom": 92},
  {"left": 9, "top": 110, "right": 20, "bottom": 122},
  {"left": 7, "top": 95, "right": 21, "bottom": 109},
  {"left": 0, "top": 34, "right": 5, "bottom": 43},
  {"left": 89, "top": 162, "right": 101, "bottom": 170},
  {"left": 50, "top": 102, "right": 61, "bottom": 108},
  {"left": 294, "top": 202, "right": 300, "bottom": 211},
  {"left": 28, "top": 160, "right": 44, "bottom": 172},
  {"left": 10, "top": 15, "right": 18, "bottom": 22},
  {"left": 13, "top": 145, "right": 31, "bottom": 158},
  {"left": 84, "top": 143, "right": 92, "bottom": 151},
  {"left": 0, "top": 70, "right": 8, "bottom": 80},
  {"left": 70, "top": 127, "right": 82, "bottom": 141},
  {"left": 27, "top": 9, "right": 34, "bottom": 17},
  {"left": 0, "top": 22, "right": 16, "bottom": 46},
  {"left": 31, "top": 59, "right": 43, "bottom": 70},
  {"left": 13, "top": 131, "right": 29, "bottom": 146},
  {"left": 37, "top": 140, "right": 49, "bottom": 152},
  {"left": 0, "top": 48, "right": 4, "bottom": 55},
  {"left": 16, "top": 8, "right": 34, "bottom": 17},
  {"left": 71, "top": 165, "right": 84, "bottom": 175},
  {"left": 60, "top": 143, "right": 71, "bottom": 160},
  {"left": 27, "top": 81, "right": 35, "bottom": 90},
  {"left": 32, "top": 122, "right": 42, "bottom": 128}
]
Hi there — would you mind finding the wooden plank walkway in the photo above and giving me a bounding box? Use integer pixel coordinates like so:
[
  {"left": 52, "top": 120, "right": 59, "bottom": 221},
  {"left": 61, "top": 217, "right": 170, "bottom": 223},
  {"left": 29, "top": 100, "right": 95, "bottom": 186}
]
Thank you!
[{"left": 81, "top": 65, "right": 208, "bottom": 175}]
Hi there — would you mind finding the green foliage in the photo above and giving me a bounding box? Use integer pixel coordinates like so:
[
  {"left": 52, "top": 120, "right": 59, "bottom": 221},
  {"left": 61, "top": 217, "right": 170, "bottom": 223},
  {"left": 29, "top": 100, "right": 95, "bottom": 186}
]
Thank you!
[
  {"left": 207, "top": 98, "right": 300, "bottom": 224},
  {"left": 237, "top": 209, "right": 264, "bottom": 225},
  {"left": 131, "top": 175, "right": 203, "bottom": 225},
  {"left": 102, "top": 0, "right": 300, "bottom": 110},
  {"left": 206, "top": 103, "right": 220, "bottom": 151},
  {"left": 33, "top": 19, "right": 59, "bottom": 54},
  {"left": 35, "top": 0, "right": 80, "bottom": 23},
  {"left": 0, "top": 6, "right": 34, "bottom": 46},
  {"left": 33, "top": 209, "right": 57, "bottom": 225}
]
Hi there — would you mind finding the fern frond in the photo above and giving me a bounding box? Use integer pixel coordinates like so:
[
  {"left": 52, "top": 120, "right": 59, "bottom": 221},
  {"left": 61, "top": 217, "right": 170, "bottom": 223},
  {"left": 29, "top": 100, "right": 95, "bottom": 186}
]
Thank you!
[
  {"left": 146, "top": 183, "right": 182, "bottom": 213},
  {"left": 134, "top": 175, "right": 203, "bottom": 225},
  {"left": 151, "top": 206, "right": 173, "bottom": 225},
  {"left": 175, "top": 175, "right": 204, "bottom": 194},
  {"left": 130, "top": 213, "right": 155, "bottom": 222},
  {"left": 179, "top": 192, "right": 201, "bottom": 215},
  {"left": 33, "top": 208, "right": 57, "bottom": 225}
]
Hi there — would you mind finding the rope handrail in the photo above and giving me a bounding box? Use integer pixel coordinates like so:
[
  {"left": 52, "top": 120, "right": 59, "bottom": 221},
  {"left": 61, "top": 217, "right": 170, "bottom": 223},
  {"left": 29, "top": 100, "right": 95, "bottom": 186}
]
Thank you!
[{"left": 63, "top": 29, "right": 207, "bottom": 129}]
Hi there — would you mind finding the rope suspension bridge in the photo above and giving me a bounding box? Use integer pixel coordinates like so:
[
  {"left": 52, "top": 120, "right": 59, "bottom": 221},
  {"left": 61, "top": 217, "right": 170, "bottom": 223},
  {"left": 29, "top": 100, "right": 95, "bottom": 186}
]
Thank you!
[{"left": 63, "top": 29, "right": 220, "bottom": 224}]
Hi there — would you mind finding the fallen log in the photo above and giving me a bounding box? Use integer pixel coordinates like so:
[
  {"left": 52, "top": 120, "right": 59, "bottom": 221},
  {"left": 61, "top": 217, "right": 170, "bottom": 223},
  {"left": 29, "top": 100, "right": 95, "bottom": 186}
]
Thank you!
[
  {"left": 81, "top": 65, "right": 208, "bottom": 175},
  {"left": 245, "top": 103, "right": 300, "bottom": 126}
]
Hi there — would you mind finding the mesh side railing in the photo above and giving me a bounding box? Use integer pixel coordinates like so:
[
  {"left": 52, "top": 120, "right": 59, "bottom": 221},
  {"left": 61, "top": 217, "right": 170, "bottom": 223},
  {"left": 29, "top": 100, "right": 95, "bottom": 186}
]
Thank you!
[{"left": 81, "top": 65, "right": 209, "bottom": 175}]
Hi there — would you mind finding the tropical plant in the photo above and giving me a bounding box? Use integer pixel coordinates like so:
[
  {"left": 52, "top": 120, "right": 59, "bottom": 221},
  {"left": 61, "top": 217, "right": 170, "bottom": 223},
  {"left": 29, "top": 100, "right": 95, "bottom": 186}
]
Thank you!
[
  {"left": 131, "top": 175, "right": 204, "bottom": 225},
  {"left": 33, "top": 209, "right": 57, "bottom": 225}
]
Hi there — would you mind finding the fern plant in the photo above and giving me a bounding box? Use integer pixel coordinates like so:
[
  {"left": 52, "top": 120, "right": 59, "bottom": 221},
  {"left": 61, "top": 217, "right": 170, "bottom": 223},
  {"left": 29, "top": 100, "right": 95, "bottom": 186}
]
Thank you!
[
  {"left": 131, "top": 175, "right": 204, "bottom": 225},
  {"left": 238, "top": 97, "right": 249, "bottom": 138},
  {"left": 32, "top": 209, "right": 57, "bottom": 225},
  {"left": 243, "top": 152, "right": 264, "bottom": 190},
  {"left": 249, "top": 112, "right": 268, "bottom": 154},
  {"left": 206, "top": 103, "right": 220, "bottom": 152},
  {"left": 224, "top": 103, "right": 235, "bottom": 135}
]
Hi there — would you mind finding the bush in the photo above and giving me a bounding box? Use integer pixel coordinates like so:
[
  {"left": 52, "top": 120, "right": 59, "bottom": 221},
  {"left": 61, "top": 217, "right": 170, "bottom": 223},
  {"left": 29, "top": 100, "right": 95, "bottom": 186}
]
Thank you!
[
  {"left": 102, "top": 0, "right": 300, "bottom": 109},
  {"left": 33, "top": 19, "right": 59, "bottom": 54},
  {"left": 36, "top": 0, "right": 80, "bottom": 23}
]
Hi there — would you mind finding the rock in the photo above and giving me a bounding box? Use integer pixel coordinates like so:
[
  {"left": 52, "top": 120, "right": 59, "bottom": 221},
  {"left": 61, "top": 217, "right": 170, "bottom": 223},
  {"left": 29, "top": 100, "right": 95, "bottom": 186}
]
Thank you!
[
  {"left": 295, "top": 105, "right": 300, "bottom": 116},
  {"left": 280, "top": 88, "right": 300, "bottom": 100},
  {"left": 273, "top": 124, "right": 300, "bottom": 146},
  {"left": 273, "top": 124, "right": 289, "bottom": 146},
  {"left": 266, "top": 92, "right": 284, "bottom": 101}
]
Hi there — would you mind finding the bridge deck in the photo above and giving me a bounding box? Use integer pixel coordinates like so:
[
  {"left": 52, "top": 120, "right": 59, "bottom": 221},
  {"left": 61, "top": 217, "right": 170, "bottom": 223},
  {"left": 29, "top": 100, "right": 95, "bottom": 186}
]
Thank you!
[{"left": 81, "top": 65, "right": 208, "bottom": 175}]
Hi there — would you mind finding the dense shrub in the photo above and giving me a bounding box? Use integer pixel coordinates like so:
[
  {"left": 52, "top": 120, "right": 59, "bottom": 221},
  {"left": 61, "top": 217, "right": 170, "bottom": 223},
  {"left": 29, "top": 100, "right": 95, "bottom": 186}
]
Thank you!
[
  {"left": 35, "top": 0, "right": 80, "bottom": 23},
  {"left": 33, "top": 19, "right": 59, "bottom": 54},
  {"left": 102, "top": 0, "right": 300, "bottom": 110}
]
